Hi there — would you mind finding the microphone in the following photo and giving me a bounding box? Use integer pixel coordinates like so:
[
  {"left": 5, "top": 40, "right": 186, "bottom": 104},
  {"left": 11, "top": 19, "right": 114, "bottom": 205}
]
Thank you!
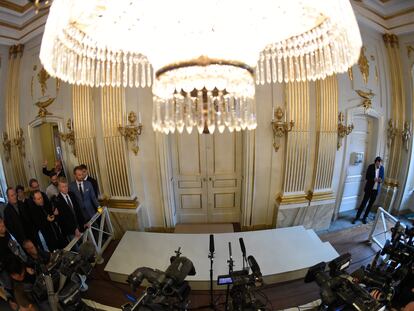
[
  {"left": 247, "top": 255, "right": 262, "bottom": 277},
  {"left": 209, "top": 234, "right": 215, "bottom": 254},
  {"left": 239, "top": 238, "right": 246, "bottom": 258}
]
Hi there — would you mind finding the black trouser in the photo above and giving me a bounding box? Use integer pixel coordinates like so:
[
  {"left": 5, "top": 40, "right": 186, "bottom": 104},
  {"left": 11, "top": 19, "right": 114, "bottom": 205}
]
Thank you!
[{"left": 355, "top": 189, "right": 378, "bottom": 220}]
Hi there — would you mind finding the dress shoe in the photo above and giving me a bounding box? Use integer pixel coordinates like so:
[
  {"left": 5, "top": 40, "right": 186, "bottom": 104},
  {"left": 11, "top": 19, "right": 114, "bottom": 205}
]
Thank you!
[
  {"left": 362, "top": 218, "right": 367, "bottom": 224},
  {"left": 351, "top": 219, "right": 357, "bottom": 224}
]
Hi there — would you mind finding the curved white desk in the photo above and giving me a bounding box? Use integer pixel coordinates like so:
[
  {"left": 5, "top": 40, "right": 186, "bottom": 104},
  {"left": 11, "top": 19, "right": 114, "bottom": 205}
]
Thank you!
[{"left": 105, "top": 226, "right": 338, "bottom": 290}]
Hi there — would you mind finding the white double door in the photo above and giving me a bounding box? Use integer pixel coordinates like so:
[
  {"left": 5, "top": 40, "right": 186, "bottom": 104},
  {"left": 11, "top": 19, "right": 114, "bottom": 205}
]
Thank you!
[{"left": 170, "top": 130, "right": 242, "bottom": 223}]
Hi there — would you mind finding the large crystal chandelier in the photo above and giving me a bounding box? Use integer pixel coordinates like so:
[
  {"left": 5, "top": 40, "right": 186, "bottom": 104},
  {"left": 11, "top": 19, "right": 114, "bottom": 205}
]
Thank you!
[{"left": 40, "top": 0, "right": 361, "bottom": 134}]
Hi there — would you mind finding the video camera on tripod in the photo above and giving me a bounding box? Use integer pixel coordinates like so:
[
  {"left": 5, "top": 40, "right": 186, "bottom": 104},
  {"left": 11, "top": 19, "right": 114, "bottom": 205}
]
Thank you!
[
  {"left": 217, "top": 238, "right": 267, "bottom": 311},
  {"left": 31, "top": 242, "right": 96, "bottom": 311},
  {"left": 122, "top": 248, "right": 196, "bottom": 311},
  {"left": 305, "top": 253, "right": 386, "bottom": 311}
]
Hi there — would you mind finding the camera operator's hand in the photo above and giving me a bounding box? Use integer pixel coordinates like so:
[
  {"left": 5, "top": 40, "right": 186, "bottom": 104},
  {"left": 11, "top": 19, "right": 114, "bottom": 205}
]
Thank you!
[
  {"left": 84, "top": 223, "right": 91, "bottom": 229},
  {"left": 25, "top": 267, "right": 35, "bottom": 275},
  {"left": 404, "top": 302, "right": 414, "bottom": 311},
  {"left": 75, "top": 228, "right": 81, "bottom": 238},
  {"left": 47, "top": 214, "right": 55, "bottom": 222}
]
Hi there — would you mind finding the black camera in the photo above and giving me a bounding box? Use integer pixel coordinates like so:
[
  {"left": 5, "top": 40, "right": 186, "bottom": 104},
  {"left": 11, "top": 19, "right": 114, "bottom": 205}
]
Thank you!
[
  {"left": 305, "top": 253, "right": 385, "bottom": 311},
  {"left": 31, "top": 242, "right": 96, "bottom": 311},
  {"left": 122, "top": 248, "right": 196, "bottom": 311}
]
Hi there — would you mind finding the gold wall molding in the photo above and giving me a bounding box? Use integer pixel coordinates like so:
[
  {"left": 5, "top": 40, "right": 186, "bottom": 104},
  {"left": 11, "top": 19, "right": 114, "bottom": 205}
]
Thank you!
[
  {"left": 72, "top": 85, "right": 100, "bottom": 185},
  {"left": 358, "top": 47, "right": 369, "bottom": 84},
  {"left": 312, "top": 76, "right": 338, "bottom": 192},
  {"left": 271, "top": 107, "right": 294, "bottom": 152},
  {"left": 401, "top": 121, "right": 411, "bottom": 152},
  {"left": 99, "top": 196, "right": 139, "bottom": 209},
  {"left": 2, "top": 132, "right": 11, "bottom": 161},
  {"left": 356, "top": 89, "right": 375, "bottom": 111},
  {"left": 281, "top": 81, "right": 310, "bottom": 195},
  {"left": 4, "top": 44, "right": 26, "bottom": 185},
  {"left": 118, "top": 111, "right": 143, "bottom": 155},
  {"left": 59, "top": 119, "right": 76, "bottom": 156},
  {"left": 383, "top": 33, "right": 405, "bottom": 185},
  {"left": 101, "top": 86, "right": 131, "bottom": 197}
]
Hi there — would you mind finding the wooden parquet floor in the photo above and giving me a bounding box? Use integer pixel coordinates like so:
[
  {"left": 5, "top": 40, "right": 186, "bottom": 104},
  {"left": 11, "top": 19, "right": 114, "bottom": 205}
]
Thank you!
[{"left": 83, "top": 224, "right": 381, "bottom": 310}]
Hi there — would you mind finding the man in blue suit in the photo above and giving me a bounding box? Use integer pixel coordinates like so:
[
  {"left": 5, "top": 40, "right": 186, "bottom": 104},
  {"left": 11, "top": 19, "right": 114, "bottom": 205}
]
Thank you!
[
  {"left": 353, "top": 156, "right": 385, "bottom": 224},
  {"left": 69, "top": 166, "right": 99, "bottom": 222}
]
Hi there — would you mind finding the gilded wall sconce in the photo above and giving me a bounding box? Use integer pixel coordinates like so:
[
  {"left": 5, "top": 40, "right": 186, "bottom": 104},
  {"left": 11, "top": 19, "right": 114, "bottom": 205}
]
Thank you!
[
  {"left": 337, "top": 112, "right": 354, "bottom": 150},
  {"left": 271, "top": 107, "right": 294, "bottom": 152},
  {"left": 356, "top": 89, "right": 375, "bottom": 111},
  {"left": 387, "top": 119, "right": 398, "bottom": 148},
  {"left": 13, "top": 128, "right": 25, "bottom": 158},
  {"left": 59, "top": 119, "right": 76, "bottom": 156},
  {"left": 2, "top": 132, "right": 11, "bottom": 161},
  {"left": 401, "top": 121, "right": 412, "bottom": 152},
  {"left": 118, "top": 111, "right": 143, "bottom": 155}
]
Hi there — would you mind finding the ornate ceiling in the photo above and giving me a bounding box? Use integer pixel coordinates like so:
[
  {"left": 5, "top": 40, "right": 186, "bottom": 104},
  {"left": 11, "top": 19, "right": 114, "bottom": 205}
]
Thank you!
[{"left": 0, "top": 0, "right": 413, "bottom": 45}]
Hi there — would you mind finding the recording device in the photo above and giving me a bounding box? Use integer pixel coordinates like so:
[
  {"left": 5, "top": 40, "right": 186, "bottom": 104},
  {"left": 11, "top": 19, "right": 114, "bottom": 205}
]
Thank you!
[
  {"left": 219, "top": 239, "right": 267, "bottom": 311},
  {"left": 31, "top": 242, "right": 96, "bottom": 311},
  {"left": 305, "top": 253, "right": 385, "bottom": 311},
  {"left": 122, "top": 248, "right": 196, "bottom": 311}
]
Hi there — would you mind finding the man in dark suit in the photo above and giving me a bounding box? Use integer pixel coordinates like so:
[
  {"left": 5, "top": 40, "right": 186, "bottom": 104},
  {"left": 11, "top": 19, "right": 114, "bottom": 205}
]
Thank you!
[
  {"left": 3, "top": 188, "right": 28, "bottom": 245},
  {"left": 69, "top": 166, "right": 99, "bottom": 222},
  {"left": 79, "top": 164, "right": 100, "bottom": 199},
  {"left": 30, "top": 190, "right": 65, "bottom": 251},
  {"left": 53, "top": 178, "right": 86, "bottom": 243},
  {"left": 353, "top": 156, "right": 385, "bottom": 224},
  {"left": 42, "top": 159, "right": 66, "bottom": 178}
]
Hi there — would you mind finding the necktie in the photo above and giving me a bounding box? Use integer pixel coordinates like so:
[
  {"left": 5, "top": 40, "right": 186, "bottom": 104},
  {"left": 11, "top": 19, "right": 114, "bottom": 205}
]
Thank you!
[
  {"left": 79, "top": 183, "right": 84, "bottom": 198},
  {"left": 66, "top": 194, "right": 73, "bottom": 209}
]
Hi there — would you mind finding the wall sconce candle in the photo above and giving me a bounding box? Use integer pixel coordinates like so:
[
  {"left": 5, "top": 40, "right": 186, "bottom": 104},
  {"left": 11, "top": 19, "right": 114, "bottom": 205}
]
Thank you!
[
  {"left": 118, "top": 111, "right": 143, "bottom": 155},
  {"left": 271, "top": 107, "right": 294, "bottom": 152}
]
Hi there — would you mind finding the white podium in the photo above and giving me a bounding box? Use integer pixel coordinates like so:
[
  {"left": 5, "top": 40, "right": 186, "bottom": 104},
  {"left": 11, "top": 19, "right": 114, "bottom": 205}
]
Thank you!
[{"left": 105, "top": 226, "right": 338, "bottom": 290}]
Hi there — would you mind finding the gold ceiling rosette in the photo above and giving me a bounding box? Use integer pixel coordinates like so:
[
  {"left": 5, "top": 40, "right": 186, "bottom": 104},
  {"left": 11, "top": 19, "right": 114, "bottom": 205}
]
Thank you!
[{"left": 40, "top": 0, "right": 362, "bottom": 134}]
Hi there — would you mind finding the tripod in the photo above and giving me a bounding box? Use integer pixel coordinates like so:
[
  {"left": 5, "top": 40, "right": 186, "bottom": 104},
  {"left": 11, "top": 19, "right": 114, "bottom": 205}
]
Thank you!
[{"left": 225, "top": 242, "right": 234, "bottom": 311}]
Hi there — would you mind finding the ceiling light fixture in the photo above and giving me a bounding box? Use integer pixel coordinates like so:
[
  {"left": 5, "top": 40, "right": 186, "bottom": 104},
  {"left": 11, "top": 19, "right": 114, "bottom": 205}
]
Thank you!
[{"left": 40, "top": 0, "right": 361, "bottom": 134}]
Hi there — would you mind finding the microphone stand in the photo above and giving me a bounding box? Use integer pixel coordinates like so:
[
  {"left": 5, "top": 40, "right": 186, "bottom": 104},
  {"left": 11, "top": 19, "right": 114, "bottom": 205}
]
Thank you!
[
  {"left": 208, "top": 237, "right": 215, "bottom": 310},
  {"left": 225, "top": 242, "right": 233, "bottom": 311}
]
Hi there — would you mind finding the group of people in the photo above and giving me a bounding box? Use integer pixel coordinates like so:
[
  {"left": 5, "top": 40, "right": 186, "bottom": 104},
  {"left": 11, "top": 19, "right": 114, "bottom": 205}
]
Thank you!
[{"left": 0, "top": 161, "right": 100, "bottom": 310}]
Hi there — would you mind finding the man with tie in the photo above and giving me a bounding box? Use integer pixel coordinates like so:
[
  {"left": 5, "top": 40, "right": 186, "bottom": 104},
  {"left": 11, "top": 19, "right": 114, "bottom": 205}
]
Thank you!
[
  {"left": 79, "top": 164, "right": 100, "bottom": 199},
  {"left": 69, "top": 166, "right": 99, "bottom": 222},
  {"left": 54, "top": 178, "right": 86, "bottom": 242}
]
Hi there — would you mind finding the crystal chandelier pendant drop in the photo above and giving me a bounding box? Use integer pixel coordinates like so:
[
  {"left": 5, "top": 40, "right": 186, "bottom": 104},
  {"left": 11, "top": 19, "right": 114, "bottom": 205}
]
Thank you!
[{"left": 152, "top": 56, "right": 257, "bottom": 134}]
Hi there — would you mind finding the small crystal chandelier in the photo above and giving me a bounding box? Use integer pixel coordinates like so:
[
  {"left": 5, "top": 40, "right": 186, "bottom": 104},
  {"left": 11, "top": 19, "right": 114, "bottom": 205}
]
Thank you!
[{"left": 40, "top": 0, "right": 362, "bottom": 134}]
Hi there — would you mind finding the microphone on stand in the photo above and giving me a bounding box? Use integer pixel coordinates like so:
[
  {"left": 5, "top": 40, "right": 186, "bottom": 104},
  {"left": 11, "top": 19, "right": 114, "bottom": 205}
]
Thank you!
[
  {"left": 209, "top": 234, "right": 215, "bottom": 255},
  {"left": 239, "top": 237, "right": 247, "bottom": 270}
]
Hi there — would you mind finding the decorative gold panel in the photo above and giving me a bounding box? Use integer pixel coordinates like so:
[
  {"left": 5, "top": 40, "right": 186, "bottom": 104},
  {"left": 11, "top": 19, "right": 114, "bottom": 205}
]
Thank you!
[
  {"left": 4, "top": 45, "right": 26, "bottom": 186},
  {"left": 101, "top": 87, "right": 131, "bottom": 197},
  {"left": 313, "top": 76, "right": 338, "bottom": 192},
  {"left": 72, "top": 85, "right": 100, "bottom": 182},
  {"left": 383, "top": 33, "right": 405, "bottom": 186},
  {"left": 282, "top": 81, "right": 309, "bottom": 194}
]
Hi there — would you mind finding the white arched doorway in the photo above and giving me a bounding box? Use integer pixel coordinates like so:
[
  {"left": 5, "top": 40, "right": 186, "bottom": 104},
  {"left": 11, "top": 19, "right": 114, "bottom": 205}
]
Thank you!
[{"left": 334, "top": 106, "right": 384, "bottom": 218}]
